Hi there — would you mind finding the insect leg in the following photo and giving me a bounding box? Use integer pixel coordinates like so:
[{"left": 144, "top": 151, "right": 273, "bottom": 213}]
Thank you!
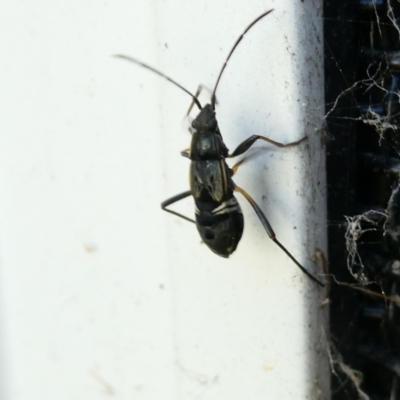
[
  {"left": 181, "top": 149, "right": 190, "bottom": 159},
  {"left": 186, "top": 84, "right": 218, "bottom": 117},
  {"left": 232, "top": 159, "right": 246, "bottom": 174},
  {"left": 231, "top": 148, "right": 267, "bottom": 174},
  {"left": 234, "top": 185, "right": 325, "bottom": 287},
  {"left": 186, "top": 85, "right": 204, "bottom": 117},
  {"left": 228, "top": 135, "right": 307, "bottom": 158},
  {"left": 161, "top": 190, "right": 195, "bottom": 224}
]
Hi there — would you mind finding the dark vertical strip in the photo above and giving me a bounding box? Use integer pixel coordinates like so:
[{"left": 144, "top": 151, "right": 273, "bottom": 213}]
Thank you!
[{"left": 325, "top": 1, "right": 400, "bottom": 399}]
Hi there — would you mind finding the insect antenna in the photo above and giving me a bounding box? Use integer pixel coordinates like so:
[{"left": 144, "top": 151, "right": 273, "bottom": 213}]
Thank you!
[
  {"left": 211, "top": 9, "right": 274, "bottom": 110},
  {"left": 114, "top": 54, "right": 202, "bottom": 110}
]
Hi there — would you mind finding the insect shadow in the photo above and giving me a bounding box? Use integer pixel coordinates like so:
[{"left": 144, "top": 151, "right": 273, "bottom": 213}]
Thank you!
[{"left": 115, "top": 10, "right": 324, "bottom": 287}]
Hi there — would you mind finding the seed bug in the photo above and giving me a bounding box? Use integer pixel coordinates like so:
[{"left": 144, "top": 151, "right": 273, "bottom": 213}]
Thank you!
[{"left": 116, "top": 10, "right": 324, "bottom": 287}]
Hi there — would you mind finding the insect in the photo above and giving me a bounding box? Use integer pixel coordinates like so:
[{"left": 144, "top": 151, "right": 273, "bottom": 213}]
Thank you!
[{"left": 116, "top": 10, "right": 324, "bottom": 287}]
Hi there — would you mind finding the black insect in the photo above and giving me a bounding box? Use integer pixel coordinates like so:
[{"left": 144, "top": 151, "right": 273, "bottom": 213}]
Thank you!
[{"left": 116, "top": 10, "right": 324, "bottom": 287}]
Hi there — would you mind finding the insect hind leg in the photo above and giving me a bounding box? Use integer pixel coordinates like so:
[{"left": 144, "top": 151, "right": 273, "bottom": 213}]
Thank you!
[
  {"left": 234, "top": 185, "right": 325, "bottom": 287},
  {"left": 161, "top": 190, "right": 195, "bottom": 224}
]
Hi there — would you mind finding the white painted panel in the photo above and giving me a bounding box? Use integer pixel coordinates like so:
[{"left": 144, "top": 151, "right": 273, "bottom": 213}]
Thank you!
[{"left": 0, "top": 1, "right": 328, "bottom": 399}]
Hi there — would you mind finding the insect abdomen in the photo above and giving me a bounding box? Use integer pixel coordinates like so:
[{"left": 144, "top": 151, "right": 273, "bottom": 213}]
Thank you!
[{"left": 195, "top": 197, "right": 244, "bottom": 257}]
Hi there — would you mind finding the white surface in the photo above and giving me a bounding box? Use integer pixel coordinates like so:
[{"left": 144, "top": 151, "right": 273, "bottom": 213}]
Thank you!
[{"left": 0, "top": 1, "right": 328, "bottom": 399}]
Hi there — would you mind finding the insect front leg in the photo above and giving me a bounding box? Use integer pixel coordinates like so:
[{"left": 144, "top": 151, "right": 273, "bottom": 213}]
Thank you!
[
  {"left": 228, "top": 135, "right": 307, "bottom": 158},
  {"left": 161, "top": 190, "right": 195, "bottom": 224},
  {"left": 186, "top": 84, "right": 218, "bottom": 117},
  {"left": 181, "top": 149, "right": 190, "bottom": 159},
  {"left": 186, "top": 85, "right": 204, "bottom": 118},
  {"left": 234, "top": 185, "right": 325, "bottom": 287}
]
